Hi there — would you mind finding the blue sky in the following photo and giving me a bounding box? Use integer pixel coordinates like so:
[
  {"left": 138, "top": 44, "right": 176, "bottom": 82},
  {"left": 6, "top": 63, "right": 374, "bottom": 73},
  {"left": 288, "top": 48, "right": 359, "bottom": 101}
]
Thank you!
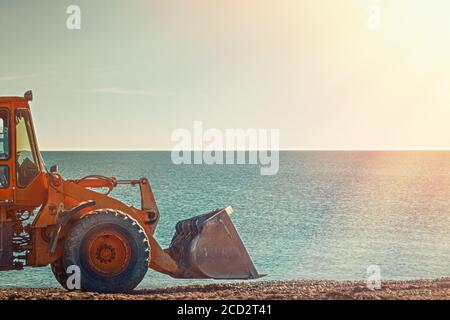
[{"left": 1, "top": 0, "right": 449, "bottom": 150}]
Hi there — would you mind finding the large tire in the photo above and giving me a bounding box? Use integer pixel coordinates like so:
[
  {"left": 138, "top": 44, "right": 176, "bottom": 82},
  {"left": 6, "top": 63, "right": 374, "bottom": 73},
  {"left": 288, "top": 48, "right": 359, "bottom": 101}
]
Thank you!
[
  {"left": 51, "top": 257, "right": 68, "bottom": 289},
  {"left": 55, "top": 209, "right": 150, "bottom": 293}
]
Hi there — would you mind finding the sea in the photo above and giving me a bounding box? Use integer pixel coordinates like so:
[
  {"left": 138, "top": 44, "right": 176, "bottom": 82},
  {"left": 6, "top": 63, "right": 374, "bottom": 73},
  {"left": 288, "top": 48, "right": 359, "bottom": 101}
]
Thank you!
[{"left": 0, "top": 151, "right": 449, "bottom": 288}]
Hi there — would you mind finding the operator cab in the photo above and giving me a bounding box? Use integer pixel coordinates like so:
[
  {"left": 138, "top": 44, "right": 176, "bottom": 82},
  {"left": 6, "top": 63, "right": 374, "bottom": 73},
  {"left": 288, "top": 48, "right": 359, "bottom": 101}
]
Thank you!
[
  {"left": 0, "top": 91, "right": 46, "bottom": 269},
  {"left": 0, "top": 91, "right": 45, "bottom": 207}
]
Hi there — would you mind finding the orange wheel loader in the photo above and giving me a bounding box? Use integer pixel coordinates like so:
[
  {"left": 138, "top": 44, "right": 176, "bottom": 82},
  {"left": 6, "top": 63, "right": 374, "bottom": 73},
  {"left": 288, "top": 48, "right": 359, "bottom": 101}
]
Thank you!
[{"left": 0, "top": 91, "right": 261, "bottom": 292}]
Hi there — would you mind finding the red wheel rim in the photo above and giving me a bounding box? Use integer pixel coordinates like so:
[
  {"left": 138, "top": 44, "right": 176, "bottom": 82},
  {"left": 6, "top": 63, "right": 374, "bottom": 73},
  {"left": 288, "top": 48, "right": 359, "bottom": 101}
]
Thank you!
[{"left": 86, "top": 229, "right": 131, "bottom": 277}]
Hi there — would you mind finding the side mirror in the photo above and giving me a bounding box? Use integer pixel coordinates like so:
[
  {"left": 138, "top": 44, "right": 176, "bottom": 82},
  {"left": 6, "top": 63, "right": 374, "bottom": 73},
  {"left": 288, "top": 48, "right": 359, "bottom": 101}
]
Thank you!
[{"left": 50, "top": 165, "right": 58, "bottom": 173}]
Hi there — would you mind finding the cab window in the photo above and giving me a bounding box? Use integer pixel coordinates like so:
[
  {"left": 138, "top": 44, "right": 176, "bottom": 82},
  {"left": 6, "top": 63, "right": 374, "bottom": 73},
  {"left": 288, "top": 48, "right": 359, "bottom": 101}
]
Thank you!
[
  {"left": 0, "top": 109, "right": 9, "bottom": 159},
  {"left": 0, "top": 165, "right": 8, "bottom": 188},
  {"left": 16, "top": 110, "right": 39, "bottom": 187}
]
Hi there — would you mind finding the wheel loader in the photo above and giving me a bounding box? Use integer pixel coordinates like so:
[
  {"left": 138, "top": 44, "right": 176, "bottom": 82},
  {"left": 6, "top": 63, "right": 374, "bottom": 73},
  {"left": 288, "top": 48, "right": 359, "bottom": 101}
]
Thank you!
[{"left": 0, "top": 91, "right": 260, "bottom": 292}]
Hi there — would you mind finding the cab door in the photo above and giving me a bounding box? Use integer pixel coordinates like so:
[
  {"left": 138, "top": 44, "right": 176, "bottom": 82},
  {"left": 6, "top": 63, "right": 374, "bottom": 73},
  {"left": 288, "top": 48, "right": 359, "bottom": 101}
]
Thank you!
[
  {"left": 0, "top": 108, "right": 13, "bottom": 204},
  {"left": 13, "top": 108, "right": 47, "bottom": 207}
]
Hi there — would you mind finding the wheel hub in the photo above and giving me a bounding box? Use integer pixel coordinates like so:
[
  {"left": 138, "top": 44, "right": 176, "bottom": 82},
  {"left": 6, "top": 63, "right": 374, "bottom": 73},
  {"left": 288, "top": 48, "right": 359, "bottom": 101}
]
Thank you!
[
  {"left": 96, "top": 243, "right": 116, "bottom": 264},
  {"left": 86, "top": 229, "right": 132, "bottom": 277}
]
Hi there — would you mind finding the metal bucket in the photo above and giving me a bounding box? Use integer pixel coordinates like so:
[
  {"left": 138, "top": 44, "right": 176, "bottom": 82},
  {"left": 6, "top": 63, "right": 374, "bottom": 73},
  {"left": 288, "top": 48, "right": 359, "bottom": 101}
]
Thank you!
[{"left": 167, "top": 207, "right": 262, "bottom": 279}]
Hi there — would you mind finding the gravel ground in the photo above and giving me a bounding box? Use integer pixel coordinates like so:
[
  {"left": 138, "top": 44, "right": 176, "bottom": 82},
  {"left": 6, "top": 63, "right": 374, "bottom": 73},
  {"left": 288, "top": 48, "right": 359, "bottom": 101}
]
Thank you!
[{"left": 0, "top": 279, "right": 449, "bottom": 300}]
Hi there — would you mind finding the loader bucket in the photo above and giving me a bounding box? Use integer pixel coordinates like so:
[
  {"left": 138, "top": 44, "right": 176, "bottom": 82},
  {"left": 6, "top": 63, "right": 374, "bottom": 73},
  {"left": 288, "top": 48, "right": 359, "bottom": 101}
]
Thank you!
[{"left": 167, "top": 207, "right": 262, "bottom": 279}]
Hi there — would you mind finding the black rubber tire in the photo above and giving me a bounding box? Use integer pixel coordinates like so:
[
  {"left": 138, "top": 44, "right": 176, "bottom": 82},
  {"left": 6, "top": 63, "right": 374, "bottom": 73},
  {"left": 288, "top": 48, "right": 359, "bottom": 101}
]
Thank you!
[
  {"left": 57, "top": 209, "right": 150, "bottom": 293},
  {"left": 51, "top": 257, "right": 68, "bottom": 289}
]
